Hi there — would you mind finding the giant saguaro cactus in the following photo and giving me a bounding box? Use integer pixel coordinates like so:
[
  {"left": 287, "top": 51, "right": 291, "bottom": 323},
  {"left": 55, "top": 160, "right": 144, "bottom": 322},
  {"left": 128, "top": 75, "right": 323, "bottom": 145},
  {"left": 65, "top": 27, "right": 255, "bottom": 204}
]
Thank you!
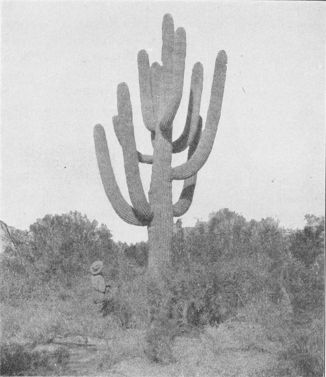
[{"left": 94, "top": 14, "right": 227, "bottom": 278}]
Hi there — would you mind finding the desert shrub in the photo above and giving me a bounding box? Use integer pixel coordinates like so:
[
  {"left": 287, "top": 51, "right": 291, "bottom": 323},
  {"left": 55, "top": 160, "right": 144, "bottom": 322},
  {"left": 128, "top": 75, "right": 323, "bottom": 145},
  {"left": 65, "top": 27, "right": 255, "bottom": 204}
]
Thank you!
[
  {"left": 98, "top": 267, "right": 148, "bottom": 328},
  {"left": 1, "top": 300, "right": 68, "bottom": 345},
  {"left": 144, "top": 273, "right": 194, "bottom": 364},
  {"left": 159, "top": 254, "right": 271, "bottom": 327},
  {"left": 237, "top": 288, "right": 324, "bottom": 377},
  {"left": 124, "top": 242, "right": 148, "bottom": 267},
  {"left": 0, "top": 257, "right": 36, "bottom": 303},
  {"left": 99, "top": 298, "right": 133, "bottom": 328},
  {"left": 284, "top": 258, "right": 324, "bottom": 319},
  {"left": 144, "top": 318, "right": 177, "bottom": 364},
  {"left": 278, "top": 317, "right": 324, "bottom": 377},
  {"left": 1, "top": 277, "right": 113, "bottom": 344},
  {"left": 236, "top": 292, "right": 293, "bottom": 343},
  {"left": 1, "top": 343, "right": 32, "bottom": 376},
  {"left": 144, "top": 278, "right": 180, "bottom": 363},
  {"left": 27, "top": 212, "right": 117, "bottom": 286},
  {"left": 259, "top": 318, "right": 324, "bottom": 377},
  {"left": 0, "top": 343, "right": 69, "bottom": 376},
  {"left": 289, "top": 215, "right": 324, "bottom": 268},
  {"left": 0, "top": 212, "right": 118, "bottom": 302}
]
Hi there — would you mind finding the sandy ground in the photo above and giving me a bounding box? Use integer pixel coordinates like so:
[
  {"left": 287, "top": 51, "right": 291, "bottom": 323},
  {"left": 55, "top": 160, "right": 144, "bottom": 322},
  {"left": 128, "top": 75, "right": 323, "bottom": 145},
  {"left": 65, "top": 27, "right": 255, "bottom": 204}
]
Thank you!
[{"left": 43, "top": 321, "right": 279, "bottom": 376}]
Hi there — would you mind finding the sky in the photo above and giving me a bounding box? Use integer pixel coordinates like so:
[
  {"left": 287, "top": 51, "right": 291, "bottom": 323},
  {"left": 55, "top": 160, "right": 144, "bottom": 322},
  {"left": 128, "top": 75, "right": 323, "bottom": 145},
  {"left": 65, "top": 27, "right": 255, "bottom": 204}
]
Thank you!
[{"left": 1, "top": 1, "right": 325, "bottom": 243}]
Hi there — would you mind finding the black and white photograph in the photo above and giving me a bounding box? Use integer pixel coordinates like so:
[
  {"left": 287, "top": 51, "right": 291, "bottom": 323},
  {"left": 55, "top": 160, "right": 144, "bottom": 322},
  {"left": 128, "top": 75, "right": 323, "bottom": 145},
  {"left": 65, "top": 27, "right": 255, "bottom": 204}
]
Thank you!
[{"left": 1, "top": 1, "right": 325, "bottom": 376}]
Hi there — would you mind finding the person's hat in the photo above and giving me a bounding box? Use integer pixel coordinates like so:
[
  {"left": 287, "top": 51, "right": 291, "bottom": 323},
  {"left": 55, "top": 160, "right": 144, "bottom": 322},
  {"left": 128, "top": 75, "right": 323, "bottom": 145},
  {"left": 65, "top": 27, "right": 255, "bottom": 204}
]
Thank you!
[{"left": 90, "top": 260, "right": 103, "bottom": 275}]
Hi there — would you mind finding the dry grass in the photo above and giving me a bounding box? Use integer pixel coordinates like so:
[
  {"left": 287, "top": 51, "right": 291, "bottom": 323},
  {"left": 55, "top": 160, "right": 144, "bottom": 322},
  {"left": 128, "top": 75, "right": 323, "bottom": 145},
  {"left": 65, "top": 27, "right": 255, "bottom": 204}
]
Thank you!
[
  {"left": 106, "top": 323, "right": 278, "bottom": 377},
  {"left": 1, "top": 283, "right": 124, "bottom": 346}
]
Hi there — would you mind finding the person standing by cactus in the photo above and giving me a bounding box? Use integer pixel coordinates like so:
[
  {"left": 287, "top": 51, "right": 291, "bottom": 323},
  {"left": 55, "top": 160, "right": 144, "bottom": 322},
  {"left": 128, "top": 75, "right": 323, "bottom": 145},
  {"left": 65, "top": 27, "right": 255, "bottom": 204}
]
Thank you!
[{"left": 90, "top": 260, "right": 112, "bottom": 314}]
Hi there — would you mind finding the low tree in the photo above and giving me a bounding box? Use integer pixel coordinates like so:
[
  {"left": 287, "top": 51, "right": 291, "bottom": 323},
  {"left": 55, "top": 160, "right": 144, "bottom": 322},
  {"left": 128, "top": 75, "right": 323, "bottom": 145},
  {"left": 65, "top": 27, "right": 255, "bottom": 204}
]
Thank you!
[{"left": 27, "top": 212, "right": 115, "bottom": 286}]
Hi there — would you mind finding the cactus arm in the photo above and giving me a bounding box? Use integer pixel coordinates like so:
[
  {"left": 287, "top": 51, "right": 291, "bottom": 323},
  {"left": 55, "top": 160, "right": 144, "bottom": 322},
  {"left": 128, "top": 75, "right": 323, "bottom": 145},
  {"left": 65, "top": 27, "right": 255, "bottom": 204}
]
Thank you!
[
  {"left": 161, "top": 14, "right": 174, "bottom": 72},
  {"left": 160, "top": 27, "right": 186, "bottom": 131},
  {"left": 161, "top": 13, "right": 174, "bottom": 116},
  {"left": 150, "top": 62, "right": 163, "bottom": 125},
  {"left": 138, "top": 50, "right": 156, "bottom": 132},
  {"left": 113, "top": 83, "right": 153, "bottom": 220},
  {"left": 137, "top": 152, "right": 153, "bottom": 164},
  {"left": 171, "top": 51, "right": 227, "bottom": 180},
  {"left": 93, "top": 124, "right": 147, "bottom": 226},
  {"left": 172, "top": 62, "right": 203, "bottom": 153},
  {"left": 173, "top": 117, "right": 202, "bottom": 217}
]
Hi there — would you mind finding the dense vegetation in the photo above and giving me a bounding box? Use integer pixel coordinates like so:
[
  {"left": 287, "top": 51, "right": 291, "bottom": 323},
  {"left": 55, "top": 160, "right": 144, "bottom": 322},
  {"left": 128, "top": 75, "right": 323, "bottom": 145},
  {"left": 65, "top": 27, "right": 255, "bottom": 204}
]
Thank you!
[{"left": 1, "top": 209, "right": 324, "bottom": 376}]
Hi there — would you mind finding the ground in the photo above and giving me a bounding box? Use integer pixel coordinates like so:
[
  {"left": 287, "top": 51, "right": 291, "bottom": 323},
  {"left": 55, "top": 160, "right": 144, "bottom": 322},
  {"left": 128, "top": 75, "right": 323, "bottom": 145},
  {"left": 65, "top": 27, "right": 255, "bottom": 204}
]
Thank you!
[{"left": 34, "top": 321, "right": 279, "bottom": 377}]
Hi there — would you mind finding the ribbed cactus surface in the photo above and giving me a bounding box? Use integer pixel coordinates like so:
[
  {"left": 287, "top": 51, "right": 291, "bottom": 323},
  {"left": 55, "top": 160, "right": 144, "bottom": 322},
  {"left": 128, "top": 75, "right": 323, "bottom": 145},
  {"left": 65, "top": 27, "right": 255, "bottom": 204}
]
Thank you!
[{"left": 94, "top": 14, "right": 227, "bottom": 278}]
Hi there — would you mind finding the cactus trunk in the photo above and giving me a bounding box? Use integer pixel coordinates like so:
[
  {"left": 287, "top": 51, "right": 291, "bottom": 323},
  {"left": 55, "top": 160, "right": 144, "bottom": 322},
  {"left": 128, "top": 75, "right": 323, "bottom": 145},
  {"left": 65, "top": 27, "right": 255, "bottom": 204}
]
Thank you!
[{"left": 148, "top": 128, "right": 173, "bottom": 277}]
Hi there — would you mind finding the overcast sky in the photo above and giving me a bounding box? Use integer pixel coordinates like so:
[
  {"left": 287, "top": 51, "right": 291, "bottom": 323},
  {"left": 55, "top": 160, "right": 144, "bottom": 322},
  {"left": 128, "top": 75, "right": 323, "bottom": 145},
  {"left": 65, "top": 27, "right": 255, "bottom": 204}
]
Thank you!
[{"left": 1, "top": 1, "right": 325, "bottom": 243}]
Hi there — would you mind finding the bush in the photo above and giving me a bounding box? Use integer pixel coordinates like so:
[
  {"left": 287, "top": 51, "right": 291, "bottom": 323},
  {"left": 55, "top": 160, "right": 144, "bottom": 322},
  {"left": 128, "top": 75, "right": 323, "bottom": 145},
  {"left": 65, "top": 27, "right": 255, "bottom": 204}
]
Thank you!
[
  {"left": 279, "top": 317, "right": 324, "bottom": 377},
  {"left": 144, "top": 274, "right": 192, "bottom": 364},
  {"left": 1, "top": 300, "right": 65, "bottom": 345},
  {"left": 0, "top": 343, "right": 69, "bottom": 376},
  {"left": 289, "top": 215, "right": 324, "bottom": 268},
  {"left": 237, "top": 291, "right": 324, "bottom": 377},
  {"left": 144, "top": 320, "right": 176, "bottom": 364},
  {"left": 1, "top": 343, "right": 32, "bottom": 376}
]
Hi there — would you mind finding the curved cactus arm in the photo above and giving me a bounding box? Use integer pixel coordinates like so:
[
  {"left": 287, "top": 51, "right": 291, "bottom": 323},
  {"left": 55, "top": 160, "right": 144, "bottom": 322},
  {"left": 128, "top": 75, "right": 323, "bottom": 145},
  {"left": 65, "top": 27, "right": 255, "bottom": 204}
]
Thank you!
[
  {"left": 173, "top": 180, "right": 196, "bottom": 217},
  {"left": 137, "top": 152, "right": 153, "bottom": 164},
  {"left": 93, "top": 124, "right": 148, "bottom": 226},
  {"left": 172, "top": 62, "right": 203, "bottom": 153},
  {"left": 138, "top": 50, "right": 156, "bottom": 132},
  {"left": 171, "top": 51, "right": 227, "bottom": 180},
  {"left": 160, "top": 26, "right": 186, "bottom": 131},
  {"left": 173, "top": 117, "right": 202, "bottom": 217},
  {"left": 113, "top": 83, "right": 153, "bottom": 221}
]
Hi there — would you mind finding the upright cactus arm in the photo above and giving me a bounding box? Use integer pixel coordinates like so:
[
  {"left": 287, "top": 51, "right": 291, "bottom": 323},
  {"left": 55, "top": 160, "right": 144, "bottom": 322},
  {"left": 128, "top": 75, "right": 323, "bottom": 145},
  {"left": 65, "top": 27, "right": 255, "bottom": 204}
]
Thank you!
[
  {"left": 161, "top": 13, "right": 174, "bottom": 117},
  {"left": 172, "top": 62, "right": 203, "bottom": 153},
  {"left": 150, "top": 62, "right": 162, "bottom": 126},
  {"left": 113, "top": 83, "right": 153, "bottom": 221},
  {"left": 138, "top": 50, "right": 156, "bottom": 132},
  {"left": 161, "top": 14, "right": 174, "bottom": 75},
  {"left": 160, "top": 25, "right": 186, "bottom": 131},
  {"left": 171, "top": 51, "right": 227, "bottom": 180},
  {"left": 93, "top": 124, "right": 148, "bottom": 226},
  {"left": 173, "top": 117, "right": 202, "bottom": 217}
]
